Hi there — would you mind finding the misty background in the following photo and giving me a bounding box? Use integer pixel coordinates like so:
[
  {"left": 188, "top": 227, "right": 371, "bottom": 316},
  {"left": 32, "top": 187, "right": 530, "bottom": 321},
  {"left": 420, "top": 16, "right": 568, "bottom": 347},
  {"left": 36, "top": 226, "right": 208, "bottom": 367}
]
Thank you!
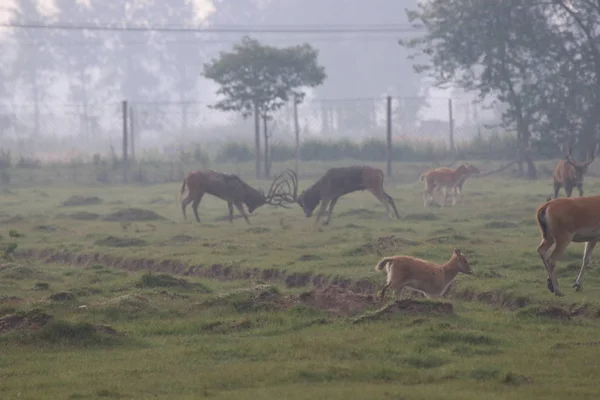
[{"left": 0, "top": 0, "right": 504, "bottom": 163}]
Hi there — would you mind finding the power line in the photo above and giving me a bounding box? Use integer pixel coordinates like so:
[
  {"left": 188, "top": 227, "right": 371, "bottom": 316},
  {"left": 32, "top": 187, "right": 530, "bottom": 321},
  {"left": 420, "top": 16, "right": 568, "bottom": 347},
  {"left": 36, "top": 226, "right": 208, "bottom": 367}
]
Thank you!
[{"left": 1, "top": 21, "right": 425, "bottom": 34}]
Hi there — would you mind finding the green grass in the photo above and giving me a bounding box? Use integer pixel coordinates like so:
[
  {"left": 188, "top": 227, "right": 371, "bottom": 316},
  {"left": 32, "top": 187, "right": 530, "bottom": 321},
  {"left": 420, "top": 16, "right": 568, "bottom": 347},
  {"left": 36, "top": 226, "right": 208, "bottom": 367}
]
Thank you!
[{"left": 2, "top": 160, "right": 600, "bottom": 399}]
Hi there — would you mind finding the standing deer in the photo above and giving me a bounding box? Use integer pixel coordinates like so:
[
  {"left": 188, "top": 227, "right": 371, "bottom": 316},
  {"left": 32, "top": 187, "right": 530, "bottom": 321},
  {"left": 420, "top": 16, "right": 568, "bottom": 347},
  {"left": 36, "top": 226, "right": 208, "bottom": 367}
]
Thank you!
[
  {"left": 550, "top": 144, "right": 597, "bottom": 200},
  {"left": 420, "top": 164, "right": 476, "bottom": 208},
  {"left": 296, "top": 165, "right": 400, "bottom": 225},
  {"left": 178, "top": 169, "right": 297, "bottom": 224},
  {"left": 536, "top": 196, "right": 600, "bottom": 296}
]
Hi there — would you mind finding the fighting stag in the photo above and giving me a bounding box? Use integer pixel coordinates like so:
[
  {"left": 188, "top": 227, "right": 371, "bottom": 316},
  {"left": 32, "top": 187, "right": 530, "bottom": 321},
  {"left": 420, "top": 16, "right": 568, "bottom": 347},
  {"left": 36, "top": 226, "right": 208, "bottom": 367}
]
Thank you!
[
  {"left": 296, "top": 165, "right": 400, "bottom": 225},
  {"left": 536, "top": 196, "right": 600, "bottom": 296},
  {"left": 179, "top": 169, "right": 298, "bottom": 224},
  {"left": 421, "top": 163, "right": 479, "bottom": 208},
  {"left": 550, "top": 143, "right": 597, "bottom": 200}
]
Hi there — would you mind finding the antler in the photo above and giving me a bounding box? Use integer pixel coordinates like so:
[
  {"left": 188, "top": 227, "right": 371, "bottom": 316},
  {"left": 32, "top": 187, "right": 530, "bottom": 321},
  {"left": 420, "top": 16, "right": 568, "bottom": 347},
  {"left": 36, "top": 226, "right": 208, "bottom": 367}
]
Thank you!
[
  {"left": 264, "top": 169, "right": 298, "bottom": 208},
  {"left": 565, "top": 142, "right": 598, "bottom": 167}
]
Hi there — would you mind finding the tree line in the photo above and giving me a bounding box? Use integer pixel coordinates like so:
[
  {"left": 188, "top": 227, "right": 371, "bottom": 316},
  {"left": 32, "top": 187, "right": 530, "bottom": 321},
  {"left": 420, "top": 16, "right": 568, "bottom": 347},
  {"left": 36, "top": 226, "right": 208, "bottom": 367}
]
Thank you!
[{"left": 401, "top": 0, "right": 600, "bottom": 179}]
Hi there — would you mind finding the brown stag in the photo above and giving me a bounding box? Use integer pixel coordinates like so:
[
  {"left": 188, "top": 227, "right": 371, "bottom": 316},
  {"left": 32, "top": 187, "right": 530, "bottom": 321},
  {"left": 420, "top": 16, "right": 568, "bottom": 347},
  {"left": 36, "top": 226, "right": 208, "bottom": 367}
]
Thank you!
[
  {"left": 179, "top": 169, "right": 298, "bottom": 224},
  {"left": 296, "top": 165, "right": 400, "bottom": 225},
  {"left": 536, "top": 195, "right": 600, "bottom": 296},
  {"left": 550, "top": 144, "right": 597, "bottom": 200}
]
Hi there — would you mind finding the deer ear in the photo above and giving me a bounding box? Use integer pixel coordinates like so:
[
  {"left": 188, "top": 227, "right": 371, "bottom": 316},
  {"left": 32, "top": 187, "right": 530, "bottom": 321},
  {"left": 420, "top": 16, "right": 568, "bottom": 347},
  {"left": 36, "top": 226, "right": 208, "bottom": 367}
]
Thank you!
[{"left": 454, "top": 248, "right": 461, "bottom": 255}]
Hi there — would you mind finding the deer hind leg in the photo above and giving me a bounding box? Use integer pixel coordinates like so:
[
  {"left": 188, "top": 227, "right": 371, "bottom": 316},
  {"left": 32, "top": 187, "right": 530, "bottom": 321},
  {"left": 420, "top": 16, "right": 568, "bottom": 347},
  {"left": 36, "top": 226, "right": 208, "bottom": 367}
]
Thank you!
[
  {"left": 368, "top": 188, "right": 393, "bottom": 219},
  {"left": 181, "top": 195, "right": 194, "bottom": 220},
  {"left": 233, "top": 201, "right": 251, "bottom": 225},
  {"left": 546, "top": 233, "right": 573, "bottom": 297},
  {"left": 537, "top": 237, "right": 556, "bottom": 293},
  {"left": 323, "top": 197, "right": 339, "bottom": 226},
  {"left": 384, "top": 191, "right": 401, "bottom": 219},
  {"left": 574, "top": 240, "right": 597, "bottom": 291}
]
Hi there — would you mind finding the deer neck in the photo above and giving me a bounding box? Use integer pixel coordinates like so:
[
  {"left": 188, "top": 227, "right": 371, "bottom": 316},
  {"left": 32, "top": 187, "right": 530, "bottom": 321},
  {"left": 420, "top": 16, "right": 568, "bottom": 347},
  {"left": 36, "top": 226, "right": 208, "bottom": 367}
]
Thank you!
[{"left": 441, "top": 257, "right": 461, "bottom": 284}]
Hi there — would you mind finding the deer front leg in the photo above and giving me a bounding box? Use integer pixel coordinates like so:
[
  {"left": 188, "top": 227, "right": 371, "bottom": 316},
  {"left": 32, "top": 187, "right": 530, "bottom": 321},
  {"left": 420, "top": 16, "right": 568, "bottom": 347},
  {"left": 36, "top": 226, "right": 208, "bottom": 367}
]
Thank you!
[
  {"left": 227, "top": 202, "right": 234, "bottom": 223},
  {"left": 574, "top": 240, "right": 597, "bottom": 291},
  {"left": 314, "top": 199, "right": 330, "bottom": 225},
  {"left": 323, "top": 197, "right": 339, "bottom": 225},
  {"left": 233, "top": 202, "right": 251, "bottom": 225},
  {"left": 577, "top": 182, "right": 584, "bottom": 197}
]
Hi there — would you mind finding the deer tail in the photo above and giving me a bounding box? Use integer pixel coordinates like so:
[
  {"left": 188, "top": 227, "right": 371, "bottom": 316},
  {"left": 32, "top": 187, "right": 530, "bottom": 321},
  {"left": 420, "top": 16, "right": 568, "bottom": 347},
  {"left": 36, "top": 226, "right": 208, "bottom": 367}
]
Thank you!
[
  {"left": 375, "top": 257, "right": 395, "bottom": 272},
  {"left": 536, "top": 202, "right": 551, "bottom": 241}
]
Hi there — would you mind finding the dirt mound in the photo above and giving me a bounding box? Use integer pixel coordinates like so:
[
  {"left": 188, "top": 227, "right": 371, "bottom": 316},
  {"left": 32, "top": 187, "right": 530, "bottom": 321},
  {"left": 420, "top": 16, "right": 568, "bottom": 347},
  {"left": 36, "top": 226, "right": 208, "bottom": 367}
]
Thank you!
[
  {"left": 404, "top": 213, "right": 439, "bottom": 221},
  {"left": 297, "top": 285, "right": 377, "bottom": 316},
  {"left": 353, "top": 299, "right": 454, "bottom": 323},
  {"left": 67, "top": 211, "right": 101, "bottom": 221},
  {"left": 34, "top": 224, "right": 58, "bottom": 232},
  {"left": 200, "top": 285, "right": 287, "bottom": 313},
  {"left": 49, "top": 291, "right": 76, "bottom": 301},
  {"left": 484, "top": 221, "right": 519, "bottom": 229},
  {"left": 518, "top": 305, "right": 571, "bottom": 320},
  {"left": 347, "top": 235, "right": 421, "bottom": 256},
  {"left": 95, "top": 294, "right": 159, "bottom": 317},
  {"left": 103, "top": 208, "right": 165, "bottom": 222},
  {"left": 0, "top": 215, "right": 24, "bottom": 224},
  {"left": 94, "top": 236, "right": 148, "bottom": 247},
  {"left": 0, "top": 309, "right": 53, "bottom": 334},
  {"left": 171, "top": 234, "right": 196, "bottom": 243},
  {"left": 136, "top": 272, "right": 211, "bottom": 292},
  {"left": 427, "top": 234, "right": 468, "bottom": 244},
  {"left": 61, "top": 195, "right": 102, "bottom": 207}
]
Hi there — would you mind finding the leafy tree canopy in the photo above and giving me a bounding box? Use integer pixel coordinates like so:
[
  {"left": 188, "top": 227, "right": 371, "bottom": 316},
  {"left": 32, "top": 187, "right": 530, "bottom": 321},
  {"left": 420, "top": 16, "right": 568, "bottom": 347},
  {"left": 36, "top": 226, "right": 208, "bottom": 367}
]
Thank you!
[{"left": 202, "top": 36, "right": 326, "bottom": 118}]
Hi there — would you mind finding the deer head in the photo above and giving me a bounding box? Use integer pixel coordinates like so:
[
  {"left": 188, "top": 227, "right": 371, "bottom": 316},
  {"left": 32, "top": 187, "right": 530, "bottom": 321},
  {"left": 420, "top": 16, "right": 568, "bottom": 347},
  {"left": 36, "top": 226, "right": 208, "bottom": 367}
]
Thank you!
[
  {"left": 565, "top": 143, "right": 598, "bottom": 184},
  {"left": 261, "top": 168, "right": 299, "bottom": 210}
]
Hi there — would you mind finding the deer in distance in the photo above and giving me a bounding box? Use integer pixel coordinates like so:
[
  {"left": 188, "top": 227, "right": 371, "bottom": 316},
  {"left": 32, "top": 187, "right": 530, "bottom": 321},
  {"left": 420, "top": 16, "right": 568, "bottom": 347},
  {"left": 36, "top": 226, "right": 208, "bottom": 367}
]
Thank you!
[
  {"left": 549, "top": 143, "right": 597, "bottom": 201},
  {"left": 536, "top": 195, "right": 600, "bottom": 296},
  {"left": 178, "top": 169, "right": 298, "bottom": 224},
  {"left": 420, "top": 163, "right": 479, "bottom": 208},
  {"left": 375, "top": 248, "right": 473, "bottom": 301},
  {"left": 296, "top": 165, "right": 400, "bottom": 225}
]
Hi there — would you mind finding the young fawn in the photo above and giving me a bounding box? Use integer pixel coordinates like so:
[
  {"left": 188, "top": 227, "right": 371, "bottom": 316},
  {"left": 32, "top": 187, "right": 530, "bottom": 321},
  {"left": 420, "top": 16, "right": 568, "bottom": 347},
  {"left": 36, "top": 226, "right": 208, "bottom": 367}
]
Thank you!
[{"left": 375, "top": 248, "right": 473, "bottom": 301}]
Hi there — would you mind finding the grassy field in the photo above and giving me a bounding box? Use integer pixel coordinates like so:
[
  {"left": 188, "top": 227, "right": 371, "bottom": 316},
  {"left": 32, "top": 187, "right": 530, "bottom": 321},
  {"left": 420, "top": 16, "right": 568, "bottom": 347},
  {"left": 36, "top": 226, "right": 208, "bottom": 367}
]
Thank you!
[{"left": 1, "top": 159, "right": 600, "bottom": 399}]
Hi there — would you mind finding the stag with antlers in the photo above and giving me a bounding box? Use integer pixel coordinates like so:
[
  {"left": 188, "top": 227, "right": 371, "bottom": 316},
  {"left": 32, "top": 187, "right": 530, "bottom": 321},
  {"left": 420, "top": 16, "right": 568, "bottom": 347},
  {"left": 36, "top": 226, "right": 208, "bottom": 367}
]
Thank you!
[
  {"left": 296, "top": 165, "right": 400, "bottom": 225},
  {"left": 178, "top": 169, "right": 298, "bottom": 224},
  {"left": 550, "top": 143, "right": 598, "bottom": 200}
]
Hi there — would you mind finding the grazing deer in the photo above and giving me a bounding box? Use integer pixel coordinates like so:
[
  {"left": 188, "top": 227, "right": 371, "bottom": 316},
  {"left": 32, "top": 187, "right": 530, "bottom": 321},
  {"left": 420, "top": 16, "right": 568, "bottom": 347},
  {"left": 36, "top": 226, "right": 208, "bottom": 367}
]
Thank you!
[
  {"left": 536, "top": 196, "right": 600, "bottom": 296},
  {"left": 420, "top": 164, "right": 476, "bottom": 208},
  {"left": 550, "top": 144, "right": 597, "bottom": 200},
  {"left": 178, "top": 169, "right": 297, "bottom": 224},
  {"left": 375, "top": 248, "right": 473, "bottom": 301},
  {"left": 296, "top": 165, "right": 400, "bottom": 225}
]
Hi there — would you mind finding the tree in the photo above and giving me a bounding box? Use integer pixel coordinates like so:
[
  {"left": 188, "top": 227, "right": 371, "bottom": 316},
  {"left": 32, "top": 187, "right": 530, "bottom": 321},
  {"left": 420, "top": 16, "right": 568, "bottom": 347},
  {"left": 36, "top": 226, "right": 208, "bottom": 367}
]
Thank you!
[
  {"left": 203, "top": 37, "right": 326, "bottom": 178},
  {"left": 399, "top": 0, "right": 585, "bottom": 179}
]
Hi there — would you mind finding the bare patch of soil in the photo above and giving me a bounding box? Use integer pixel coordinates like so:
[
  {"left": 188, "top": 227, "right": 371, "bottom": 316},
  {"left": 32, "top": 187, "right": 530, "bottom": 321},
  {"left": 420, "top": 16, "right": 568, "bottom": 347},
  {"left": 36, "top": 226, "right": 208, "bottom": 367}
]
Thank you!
[
  {"left": 49, "top": 291, "right": 76, "bottom": 301},
  {"left": 0, "top": 309, "right": 53, "bottom": 334},
  {"left": 103, "top": 208, "right": 165, "bottom": 222},
  {"left": 61, "top": 195, "right": 102, "bottom": 207},
  {"left": 346, "top": 235, "right": 421, "bottom": 256},
  {"left": 136, "top": 272, "right": 211, "bottom": 292},
  {"left": 297, "top": 285, "right": 377, "bottom": 316},
  {"left": 66, "top": 211, "right": 101, "bottom": 221},
  {"left": 94, "top": 236, "right": 148, "bottom": 247},
  {"left": 34, "top": 224, "right": 58, "bottom": 232},
  {"left": 427, "top": 234, "right": 469, "bottom": 244},
  {"left": 171, "top": 234, "right": 196, "bottom": 243},
  {"left": 518, "top": 305, "right": 572, "bottom": 320},
  {"left": 0, "top": 215, "right": 24, "bottom": 224}
]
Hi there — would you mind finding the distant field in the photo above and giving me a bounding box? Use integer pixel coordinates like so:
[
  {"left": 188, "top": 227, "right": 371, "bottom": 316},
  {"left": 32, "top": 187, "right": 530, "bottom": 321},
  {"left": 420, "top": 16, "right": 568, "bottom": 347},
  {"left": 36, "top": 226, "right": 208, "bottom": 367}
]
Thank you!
[{"left": 1, "top": 160, "right": 600, "bottom": 400}]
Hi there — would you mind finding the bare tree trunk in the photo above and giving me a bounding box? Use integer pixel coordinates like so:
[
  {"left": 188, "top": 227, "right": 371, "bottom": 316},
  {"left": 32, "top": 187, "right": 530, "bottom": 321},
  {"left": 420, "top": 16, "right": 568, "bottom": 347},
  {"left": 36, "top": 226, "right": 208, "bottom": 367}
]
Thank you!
[
  {"left": 263, "top": 115, "right": 270, "bottom": 179},
  {"left": 254, "top": 103, "right": 261, "bottom": 179},
  {"left": 79, "top": 67, "right": 89, "bottom": 137}
]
